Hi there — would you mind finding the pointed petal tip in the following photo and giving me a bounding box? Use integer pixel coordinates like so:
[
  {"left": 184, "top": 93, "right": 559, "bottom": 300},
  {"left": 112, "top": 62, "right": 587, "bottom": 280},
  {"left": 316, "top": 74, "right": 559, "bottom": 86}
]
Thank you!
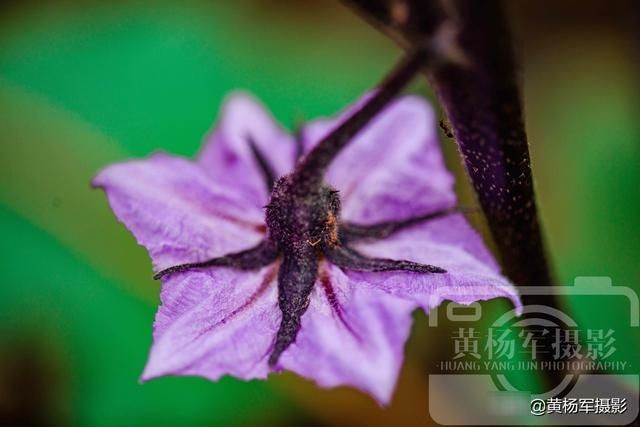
[
  {"left": 216, "top": 91, "right": 277, "bottom": 132},
  {"left": 139, "top": 367, "right": 156, "bottom": 384},
  {"left": 496, "top": 283, "right": 523, "bottom": 317},
  {"left": 363, "top": 381, "right": 395, "bottom": 407},
  {"left": 221, "top": 90, "right": 261, "bottom": 107},
  {"left": 90, "top": 167, "right": 109, "bottom": 190},
  {"left": 512, "top": 294, "right": 524, "bottom": 317},
  {"left": 139, "top": 353, "right": 169, "bottom": 384},
  {"left": 89, "top": 174, "right": 102, "bottom": 190}
]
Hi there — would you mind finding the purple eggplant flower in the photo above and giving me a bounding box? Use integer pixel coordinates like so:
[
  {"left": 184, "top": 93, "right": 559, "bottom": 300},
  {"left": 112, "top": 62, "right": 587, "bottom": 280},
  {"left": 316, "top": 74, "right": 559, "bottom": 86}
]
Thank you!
[{"left": 93, "top": 92, "right": 521, "bottom": 404}]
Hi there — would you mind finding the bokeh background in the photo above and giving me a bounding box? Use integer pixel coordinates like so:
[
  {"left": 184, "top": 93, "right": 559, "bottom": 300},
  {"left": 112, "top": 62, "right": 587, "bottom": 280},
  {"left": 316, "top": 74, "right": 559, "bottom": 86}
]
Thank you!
[{"left": 1, "top": 1, "right": 639, "bottom": 426}]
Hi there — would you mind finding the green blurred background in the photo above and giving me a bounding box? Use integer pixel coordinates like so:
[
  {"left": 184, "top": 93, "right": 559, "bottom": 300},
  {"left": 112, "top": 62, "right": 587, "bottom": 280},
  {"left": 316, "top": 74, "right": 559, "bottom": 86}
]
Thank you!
[{"left": 0, "top": 1, "right": 638, "bottom": 426}]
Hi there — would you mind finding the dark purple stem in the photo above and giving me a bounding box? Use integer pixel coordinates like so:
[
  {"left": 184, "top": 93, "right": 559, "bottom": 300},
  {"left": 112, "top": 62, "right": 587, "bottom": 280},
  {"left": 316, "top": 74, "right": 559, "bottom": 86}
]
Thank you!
[
  {"left": 429, "top": 0, "right": 553, "bottom": 288},
  {"left": 341, "top": 0, "right": 554, "bottom": 289},
  {"left": 342, "top": 0, "right": 564, "bottom": 391}
]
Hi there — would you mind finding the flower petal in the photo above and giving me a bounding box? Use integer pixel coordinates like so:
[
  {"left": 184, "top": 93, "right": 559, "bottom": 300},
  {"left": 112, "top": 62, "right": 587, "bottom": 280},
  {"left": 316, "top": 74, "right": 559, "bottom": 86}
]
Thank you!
[
  {"left": 92, "top": 153, "right": 264, "bottom": 271},
  {"left": 198, "top": 93, "right": 296, "bottom": 207},
  {"left": 302, "top": 95, "right": 454, "bottom": 223},
  {"left": 345, "top": 216, "right": 522, "bottom": 314},
  {"left": 141, "top": 265, "right": 280, "bottom": 381},
  {"left": 279, "top": 261, "right": 416, "bottom": 405}
]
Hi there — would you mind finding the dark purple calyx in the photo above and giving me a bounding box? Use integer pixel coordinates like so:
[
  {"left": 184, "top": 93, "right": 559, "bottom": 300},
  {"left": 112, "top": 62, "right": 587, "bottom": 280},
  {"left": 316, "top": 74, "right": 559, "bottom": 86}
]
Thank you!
[{"left": 154, "top": 47, "right": 456, "bottom": 367}]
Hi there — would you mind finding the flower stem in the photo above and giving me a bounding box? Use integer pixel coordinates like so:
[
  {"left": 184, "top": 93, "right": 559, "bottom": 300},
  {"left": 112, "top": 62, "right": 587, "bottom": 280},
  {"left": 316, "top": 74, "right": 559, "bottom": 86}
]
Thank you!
[
  {"left": 341, "top": 0, "right": 564, "bottom": 391},
  {"left": 341, "top": 0, "right": 554, "bottom": 288},
  {"left": 295, "top": 46, "right": 431, "bottom": 184}
]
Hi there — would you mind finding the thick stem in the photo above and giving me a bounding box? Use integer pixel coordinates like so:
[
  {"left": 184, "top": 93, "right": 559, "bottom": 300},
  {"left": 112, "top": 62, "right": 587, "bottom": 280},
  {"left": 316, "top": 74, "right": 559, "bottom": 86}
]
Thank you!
[
  {"left": 430, "top": 0, "right": 553, "bottom": 288},
  {"left": 341, "top": 0, "right": 562, "bottom": 391},
  {"left": 341, "top": 0, "right": 554, "bottom": 289}
]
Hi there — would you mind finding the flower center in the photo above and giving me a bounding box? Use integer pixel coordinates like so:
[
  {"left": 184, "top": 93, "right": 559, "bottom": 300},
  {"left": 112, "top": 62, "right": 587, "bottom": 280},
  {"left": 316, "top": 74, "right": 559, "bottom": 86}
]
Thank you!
[{"left": 265, "top": 174, "right": 341, "bottom": 252}]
